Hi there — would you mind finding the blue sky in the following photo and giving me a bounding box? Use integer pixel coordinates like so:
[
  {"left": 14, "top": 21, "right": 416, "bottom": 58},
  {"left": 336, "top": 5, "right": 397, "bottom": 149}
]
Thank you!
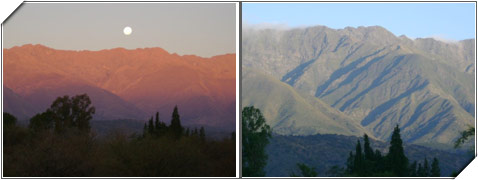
[{"left": 243, "top": 3, "right": 475, "bottom": 41}]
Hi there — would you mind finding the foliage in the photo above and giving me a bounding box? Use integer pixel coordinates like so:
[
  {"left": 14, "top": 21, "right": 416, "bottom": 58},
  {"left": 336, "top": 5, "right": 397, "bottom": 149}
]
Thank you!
[
  {"left": 3, "top": 95, "right": 235, "bottom": 177},
  {"left": 290, "top": 163, "right": 317, "bottom": 177},
  {"left": 340, "top": 126, "right": 441, "bottom": 177},
  {"left": 3, "top": 112, "right": 17, "bottom": 127},
  {"left": 242, "top": 106, "right": 272, "bottom": 177},
  {"left": 454, "top": 126, "right": 475, "bottom": 148}
]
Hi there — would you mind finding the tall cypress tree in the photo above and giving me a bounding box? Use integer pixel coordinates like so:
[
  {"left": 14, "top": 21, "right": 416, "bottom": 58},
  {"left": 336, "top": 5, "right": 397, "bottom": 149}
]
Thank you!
[
  {"left": 346, "top": 151, "right": 355, "bottom": 175},
  {"left": 430, "top": 158, "right": 440, "bottom": 177},
  {"left": 423, "top": 158, "right": 430, "bottom": 177},
  {"left": 154, "top": 112, "right": 160, "bottom": 135},
  {"left": 409, "top": 161, "right": 417, "bottom": 177},
  {"left": 353, "top": 140, "right": 364, "bottom": 176},
  {"left": 386, "top": 125, "right": 408, "bottom": 176},
  {"left": 170, "top": 106, "right": 183, "bottom": 139},
  {"left": 199, "top": 126, "right": 206, "bottom": 141},
  {"left": 148, "top": 117, "right": 154, "bottom": 135},
  {"left": 417, "top": 163, "right": 424, "bottom": 177},
  {"left": 363, "top": 134, "right": 374, "bottom": 160}
]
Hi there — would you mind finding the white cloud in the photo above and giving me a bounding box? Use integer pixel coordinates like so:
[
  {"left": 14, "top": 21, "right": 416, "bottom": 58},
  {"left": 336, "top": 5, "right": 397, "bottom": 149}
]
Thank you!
[{"left": 428, "top": 34, "right": 459, "bottom": 44}]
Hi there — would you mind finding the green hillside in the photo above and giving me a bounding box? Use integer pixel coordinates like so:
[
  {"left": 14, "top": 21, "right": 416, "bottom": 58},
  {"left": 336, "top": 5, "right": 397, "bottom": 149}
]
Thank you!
[{"left": 242, "top": 68, "right": 371, "bottom": 137}]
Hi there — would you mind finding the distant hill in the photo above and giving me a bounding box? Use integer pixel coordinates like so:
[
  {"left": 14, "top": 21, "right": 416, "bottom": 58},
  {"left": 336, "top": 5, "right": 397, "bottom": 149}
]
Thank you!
[
  {"left": 265, "top": 134, "right": 473, "bottom": 177},
  {"left": 3, "top": 44, "right": 235, "bottom": 130},
  {"left": 242, "top": 67, "right": 371, "bottom": 137},
  {"left": 243, "top": 25, "right": 474, "bottom": 147}
]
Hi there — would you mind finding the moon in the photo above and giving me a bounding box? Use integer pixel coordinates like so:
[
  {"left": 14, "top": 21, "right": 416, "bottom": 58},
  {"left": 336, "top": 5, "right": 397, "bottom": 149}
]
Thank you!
[{"left": 123, "top": 26, "right": 132, "bottom": 35}]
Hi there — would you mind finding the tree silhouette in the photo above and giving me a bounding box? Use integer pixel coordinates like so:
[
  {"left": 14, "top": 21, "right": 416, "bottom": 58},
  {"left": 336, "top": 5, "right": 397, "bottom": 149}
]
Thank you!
[
  {"left": 242, "top": 106, "right": 272, "bottom": 177},
  {"left": 423, "top": 158, "right": 430, "bottom": 177},
  {"left": 29, "top": 111, "right": 54, "bottom": 132},
  {"left": 353, "top": 140, "right": 364, "bottom": 176},
  {"left": 386, "top": 125, "right": 408, "bottom": 176},
  {"left": 36, "top": 94, "right": 95, "bottom": 133},
  {"left": 199, "top": 126, "right": 206, "bottom": 141},
  {"left": 290, "top": 163, "right": 317, "bottom": 177},
  {"left": 431, "top": 157, "right": 440, "bottom": 177},
  {"left": 4, "top": 112, "right": 17, "bottom": 128},
  {"left": 170, "top": 106, "right": 183, "bottom": 139},
  {"left": 409, "top": 161, "right": 417, "bottom": 177}
]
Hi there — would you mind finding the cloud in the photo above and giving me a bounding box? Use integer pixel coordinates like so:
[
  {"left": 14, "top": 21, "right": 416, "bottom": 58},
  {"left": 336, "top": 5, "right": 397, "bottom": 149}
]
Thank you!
[
  {"left": 428, "top": 34, "right": 459, "bottom": 44},
  {"left": 243, "top": 21, "right": 292, "bottom": 31}
]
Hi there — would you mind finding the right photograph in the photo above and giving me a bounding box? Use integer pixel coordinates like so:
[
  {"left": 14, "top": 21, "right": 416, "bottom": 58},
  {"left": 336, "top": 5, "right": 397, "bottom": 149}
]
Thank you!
[{"left": 241, "top": 2, "right": 475, "bottom": 177}]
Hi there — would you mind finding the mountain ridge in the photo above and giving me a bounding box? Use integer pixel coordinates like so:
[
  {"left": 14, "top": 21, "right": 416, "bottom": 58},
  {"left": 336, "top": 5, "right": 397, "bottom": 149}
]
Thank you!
[
  {"left": 3, "top": 44, "right": 236, "bottom": 130},
  {"left": 243, "top": 25, "right": 474, "bottom": 147}
]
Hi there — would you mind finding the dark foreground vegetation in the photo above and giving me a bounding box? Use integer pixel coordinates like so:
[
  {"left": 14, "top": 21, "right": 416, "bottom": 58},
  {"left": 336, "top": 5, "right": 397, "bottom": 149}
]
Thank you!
[
  {"left": 241, "top": 106, "right": 471, "bottom": 177},
  {"left": 3, "top": 94, "right": 235, "bottom": 177}
]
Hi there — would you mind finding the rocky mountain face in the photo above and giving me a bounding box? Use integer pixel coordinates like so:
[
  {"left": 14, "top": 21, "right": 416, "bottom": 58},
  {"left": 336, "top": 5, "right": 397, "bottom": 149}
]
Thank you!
[
  {"left": 3, "top": 44, "right": 236, "bottom": 130},
  {"left": 242, "top": 25, "right": 474, "bottom": 147}
]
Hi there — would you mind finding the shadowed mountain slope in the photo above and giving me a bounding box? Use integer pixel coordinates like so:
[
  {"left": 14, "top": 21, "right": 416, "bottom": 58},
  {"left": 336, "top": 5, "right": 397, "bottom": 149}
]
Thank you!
[
  {"left": 3, "top": 45, "right": 235, "bottom": 129},
  {"left": 243, "top": 25, "right": 474, "bottom": 146}
]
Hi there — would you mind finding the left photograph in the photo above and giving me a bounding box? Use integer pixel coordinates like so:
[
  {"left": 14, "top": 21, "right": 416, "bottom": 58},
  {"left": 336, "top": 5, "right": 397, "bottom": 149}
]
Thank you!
[{"left": 2, "top": 2, "right": 237, "bottom": 177}]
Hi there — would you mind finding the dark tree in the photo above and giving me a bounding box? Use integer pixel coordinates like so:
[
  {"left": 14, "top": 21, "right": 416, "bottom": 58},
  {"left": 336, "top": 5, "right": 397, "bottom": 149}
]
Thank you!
[
  {"left": 363, "top": 134, "right": 374, "bottom": 160},
  {"left": 290, "top": 163, "right": 317, "bottom": 177},
  {"left": 170, "top": 106, "right": 183, "bottom": 139},
  {"left": 185, "top": 128, "right": 190, "bottom": 137},
  {"left": 148, "top": 117, "right": 154, "bottom": 135},
  {"left": 242, "top": 106, "right": 272, "bottom": 177},
  {"left": 454, "top": 126, "right": 475, "bottom": 148},
  {"left": 409, "top": 161, "right": 417, "bottom": 177},
  {"left": 346, "top": 151, "right": 355, "bottom": 174},
  {"left": 353, "top": 140, "right": 364, "bottom": 176},
  {"left": 48, "top": 94, "right": 95, "bottom": 133},
  {"left": 29, "top": 111, "right": 54, "bottom": 132},
  {"left": 386, "top": 125, "right": 408, "bottom": 176},
  {"left": 417, "top": 163, "right": 424, "bottom": 177},
  {"left": 199, "top": 126, "right": 206, "bottom": 141},
  {"left": 423, "top": 158, "right": 430, "bottom": 177},
  {"left": 154, "top": 112, "right": 160, "bottom": 135},
  {"left": 431, "top": 158, "right": 440, "bottom": 177},
  {"left": 4, "top": 112, "right": 17, "bottom": 128}
]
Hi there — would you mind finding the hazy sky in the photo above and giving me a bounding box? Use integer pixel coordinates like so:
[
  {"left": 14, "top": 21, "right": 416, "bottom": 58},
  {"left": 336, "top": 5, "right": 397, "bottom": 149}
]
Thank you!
[
  {"left": 243, "top": 3, "right": 475, "bottom": 41},
  {"left": 3, "top": 3, "right": 236, "bottom": 57}
]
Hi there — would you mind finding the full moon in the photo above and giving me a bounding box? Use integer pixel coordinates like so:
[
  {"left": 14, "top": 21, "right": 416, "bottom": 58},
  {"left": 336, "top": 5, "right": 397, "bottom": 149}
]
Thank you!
[{"left": 123, "top": 26, "right": 132, "bottom": 35}]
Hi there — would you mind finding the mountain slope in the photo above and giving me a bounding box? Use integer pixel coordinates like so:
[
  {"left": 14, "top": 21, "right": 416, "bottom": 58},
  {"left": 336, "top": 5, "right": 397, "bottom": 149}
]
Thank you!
[
  {"left": 3, "top": 86, "right": 38, "bottom": 120},
  {"left": 3, "top": 45, "right": 235, "bottom": 129},
  {"left": 243, "top": 25, "right": 474, "bottom": 146},
  {"left": 242, "top": 67, "right": 371, "bottom": 137}
]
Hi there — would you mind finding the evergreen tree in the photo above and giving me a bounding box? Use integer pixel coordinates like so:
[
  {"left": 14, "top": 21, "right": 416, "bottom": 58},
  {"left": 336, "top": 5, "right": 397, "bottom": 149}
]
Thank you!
[
  {"left": 431, "top": 158, "right": 440, "bottom": 177},
  {"left": 386, "top": 125, "right": 408, "bottom": 176},
  {"left": 193, "top": 128, "right": 199, "bottom": 137},
  {"left": 363, "top": 134, "right": 374, "bottom": 160},
  {"left": 170, "top": 106, "right": 183, "bottom": 139},
  {"left": 346, "top": 151, "right": 355, "bottom": 175},
  {"left": 154, "top": 112, "right": 160, "bottom": 135},
  {"left": 185, "top": 128, "right": 190, "bottom": 137},
  {"left": 409, "top": 161, "right": 417, "bottom": 177},
  {"left": 199, "top": 127, "right": 206, "bottom": 141},
  {"left": 417, "top": 163, "right": 425, "bottom": 177},
  {"left": 353, "top": 140, "right": 364, "bottom": 176},
  {"left": 242, "top": 106, "right": 272, "bottom": 177},
  {"left": 143, "top": 123, "right": 148, "bottom": 137},
  {"left": 290, "top": 163, "right": 317, "bottom": 177},
  {"left": 423, "top": 158, "right": 430, "bottom": 177},
  {"left": 148, "top": 117, "right": 154, "bottom": 135}
]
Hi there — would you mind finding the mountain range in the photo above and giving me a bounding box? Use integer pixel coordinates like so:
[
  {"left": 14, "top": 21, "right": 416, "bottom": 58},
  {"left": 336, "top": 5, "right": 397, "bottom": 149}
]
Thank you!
[
  {"left": 3, "top": 44, "right": 236, "bottom": 130},
  {"left": 242, "top": 25, "right": 474, "bottom": 148}
]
